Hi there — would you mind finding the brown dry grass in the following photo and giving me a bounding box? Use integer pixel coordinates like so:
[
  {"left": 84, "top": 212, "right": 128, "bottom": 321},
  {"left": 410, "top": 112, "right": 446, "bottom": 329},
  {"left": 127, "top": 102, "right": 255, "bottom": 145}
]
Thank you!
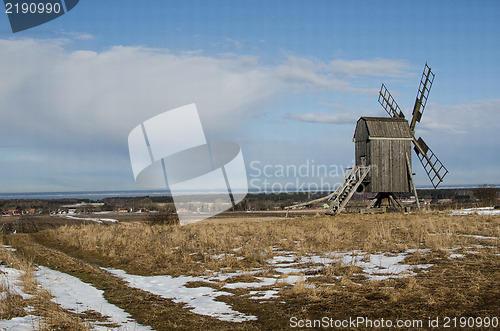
[
  {"left": 39, "top": 212, "right": 499, "bottom": 276},
  {"left": 3, "top": 211, "right": 499, "bottom": 330}
]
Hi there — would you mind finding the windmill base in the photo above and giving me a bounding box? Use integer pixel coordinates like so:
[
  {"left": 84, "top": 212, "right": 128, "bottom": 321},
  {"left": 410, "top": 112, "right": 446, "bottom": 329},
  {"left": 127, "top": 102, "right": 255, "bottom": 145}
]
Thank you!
[
  {"left": 360, "top": 206, "right": 387, "bottom": 214},
  {"left": 366, "top": 192, "right": 404, "bottom": 211}
]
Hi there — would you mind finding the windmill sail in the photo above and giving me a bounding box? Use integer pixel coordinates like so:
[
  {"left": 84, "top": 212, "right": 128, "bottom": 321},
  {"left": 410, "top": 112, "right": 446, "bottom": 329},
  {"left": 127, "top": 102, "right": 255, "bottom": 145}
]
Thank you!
[
  {"left": 378, "top": 84, "right": 405, "bottom": 119},
  {"left": 413, "top": 137, "right": 448, "bottom": 188},
  {"left": 410, "top": 63, "right": 434, "bottom": 131},
  {"left": 378, "top": 63, "right": 448, "bottom": 190}
]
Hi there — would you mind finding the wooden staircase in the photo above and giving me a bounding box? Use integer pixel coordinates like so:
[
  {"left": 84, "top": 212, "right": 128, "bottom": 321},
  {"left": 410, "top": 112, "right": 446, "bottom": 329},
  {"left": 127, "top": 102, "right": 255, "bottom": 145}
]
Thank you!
[
  {"left": 285, "top": 166, "right": 370, "bottom": 216},
  {"left": 325, "top": 166, "right": 370, "bottom": 215}
]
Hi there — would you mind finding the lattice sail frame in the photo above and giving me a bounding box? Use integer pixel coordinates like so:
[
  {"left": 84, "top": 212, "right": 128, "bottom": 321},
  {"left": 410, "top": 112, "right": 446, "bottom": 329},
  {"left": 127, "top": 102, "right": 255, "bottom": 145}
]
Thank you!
[
  {"left": 410, "top": 62, "right": 435, "bottom": 131},
  {"left": 413, "top": 137, "right": 449, "bottom": 189},
  {"left": 378, "top": 83, "right": 404, "bottom": 118},
  {"left": 378, "top": 63, "right": 448, "bottom": 188}
]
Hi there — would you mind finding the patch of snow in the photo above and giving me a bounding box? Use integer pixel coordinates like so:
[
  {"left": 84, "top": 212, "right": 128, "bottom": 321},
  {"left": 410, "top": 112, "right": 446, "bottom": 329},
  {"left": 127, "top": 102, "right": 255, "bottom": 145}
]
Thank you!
[
  {"left": 1, "top": 245, "right": 16, "bottom": 252},
  {"left": 472, "top": 244, "right": 496, "bottom": 249},
  {"left": 103, "top": 268, "right": 257, "bottom": 323},
  {"left": 0, "top": 315, "right": 43, "bottom": 330},
  {"left": 60, "top": 215, "right": 118, "bottom": 223},
  {"left": 325, "top": 250, "right": 434, "bottom": 281},
  {"left": 445, "top": 245, "right": 497, "bottom": 259},
  {"left": 268, "top": 255, "right": 296, "bottom": 264},
  {"left": 277, "top": 275, "right": 306, "bottom": 285},
  {"left": 460, "top": 234, "right": 499, "bottom": 240},
  {"left": 405, "top": 248, "right": 433, "bottom": 254},
  {"left": 223, "top": 277, "right": 276, "bottom": 289},
  {"left": 210, "top": 253, "right": 235, "bottom": 259},
  {"left": 0, "top": 265, "right": 33, "bottom": 300},
  {"left": 209, "top": 269, "right": 264, "bottom": 282},
  {"left": 248, "top": 290, "right": 280, "bottom": 300},
  {"left": 300, "top": 255, "right": 336, "bottom": 265},
  {"left": 450, "top": 207, "right": 500, "bottom": 216},
  {"left": 35, "top": 266, "right": 151, "bottom": 330},
  {"left": 273, "top": 266, "right": 317, "bottom": 275},
  {"left": 228, "top": 249, "right": 434, "bottom": 292},
  {"left": 98, "top": 218, "right": 119, "bottom": 223}
]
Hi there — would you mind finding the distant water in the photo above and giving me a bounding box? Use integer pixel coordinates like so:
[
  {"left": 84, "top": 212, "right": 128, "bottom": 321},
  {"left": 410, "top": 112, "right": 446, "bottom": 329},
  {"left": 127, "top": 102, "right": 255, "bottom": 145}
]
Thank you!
[
  {"left": 0, "top": 184, "right": 497, "bottom": 201},
  {"left": 414, "top": 184, "right": 500, "bottom": 190}
]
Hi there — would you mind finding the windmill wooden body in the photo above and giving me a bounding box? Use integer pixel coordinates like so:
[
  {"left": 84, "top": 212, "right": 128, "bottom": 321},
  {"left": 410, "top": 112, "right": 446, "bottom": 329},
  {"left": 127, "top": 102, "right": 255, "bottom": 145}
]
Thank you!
[
  {"left": 354, "top": 117, "right": 412, "bottom": 194},
  {"left": 286, "top": 63, "right": 448, "bottom": 215}
]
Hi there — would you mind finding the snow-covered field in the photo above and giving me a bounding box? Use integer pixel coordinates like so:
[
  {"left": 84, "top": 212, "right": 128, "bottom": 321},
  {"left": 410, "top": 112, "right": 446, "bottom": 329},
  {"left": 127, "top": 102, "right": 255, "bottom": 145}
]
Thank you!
[
  {"left": 1, "top": 245, "right": 440, "bottom": 328},
  {"left": 102, "top": 246, "right": 437, "bottom": 323}
]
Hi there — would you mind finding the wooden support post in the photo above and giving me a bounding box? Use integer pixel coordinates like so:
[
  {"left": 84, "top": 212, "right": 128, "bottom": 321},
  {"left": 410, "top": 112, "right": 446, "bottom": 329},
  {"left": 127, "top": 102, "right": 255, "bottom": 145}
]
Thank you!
[{"left": 406, "top": 152, "right": 421, "bottom": 211}]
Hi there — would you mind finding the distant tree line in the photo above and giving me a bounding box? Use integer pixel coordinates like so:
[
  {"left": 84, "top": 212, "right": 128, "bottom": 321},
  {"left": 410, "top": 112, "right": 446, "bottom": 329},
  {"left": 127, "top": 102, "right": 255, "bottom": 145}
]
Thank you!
[{"left": 0, "top": 187, "right": 497, "bottom": 214}]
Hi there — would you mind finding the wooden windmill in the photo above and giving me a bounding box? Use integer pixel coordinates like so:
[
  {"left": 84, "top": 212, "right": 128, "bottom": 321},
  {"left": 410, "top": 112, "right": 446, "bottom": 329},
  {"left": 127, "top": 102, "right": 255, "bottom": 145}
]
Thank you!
[
  {"left": 286, "top": 63, "right": 448, "bottom": 215},
  {"left": 364, "top": 62, "right": 449, "bottom": 209}
]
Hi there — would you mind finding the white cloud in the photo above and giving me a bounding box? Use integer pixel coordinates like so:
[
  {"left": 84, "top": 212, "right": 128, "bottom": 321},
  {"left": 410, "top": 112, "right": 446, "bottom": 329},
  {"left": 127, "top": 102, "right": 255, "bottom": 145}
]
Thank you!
[
  {"left": 0, "top": 39, "right": 282, "bottom": 146},
  {"left": 329, "top": 58, "right": 414, "bottom": 78},
  {"left": 0, "top": 39, "right": 429, "bottom": 191},
  {"left": 287, "top": 112, "right": 358, "bottom": 125},
  {"left": 0, "top": 40, "right": 412, "bottom": 146},
  {"left": 418, "top": 99, "right": 500, "bottom": 135},
  {"left": 274, "top": 56, "right": 380, "bottom": 94},
  {"left": 60, "top": 31, "right": 95, "bottom": 40},
  {"left": 286, "top": 102, "right": 375, "bottom": 125}
]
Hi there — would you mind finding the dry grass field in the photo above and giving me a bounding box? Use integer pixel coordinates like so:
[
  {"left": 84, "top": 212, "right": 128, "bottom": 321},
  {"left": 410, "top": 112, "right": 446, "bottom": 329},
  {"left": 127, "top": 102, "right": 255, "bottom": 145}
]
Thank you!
[
  {"left": 1, "top": 211, "right": 499, "bottom": 330},
  {"left": 0, "top": 240, "right": 91, "bottom": 329}
]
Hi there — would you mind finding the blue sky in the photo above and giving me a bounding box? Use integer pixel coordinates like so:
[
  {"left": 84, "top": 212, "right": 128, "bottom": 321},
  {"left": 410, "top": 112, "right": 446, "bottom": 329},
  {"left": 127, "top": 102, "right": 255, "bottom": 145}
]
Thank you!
[{"left": 0, "top": 1, "right": 499, "bottom": 193}]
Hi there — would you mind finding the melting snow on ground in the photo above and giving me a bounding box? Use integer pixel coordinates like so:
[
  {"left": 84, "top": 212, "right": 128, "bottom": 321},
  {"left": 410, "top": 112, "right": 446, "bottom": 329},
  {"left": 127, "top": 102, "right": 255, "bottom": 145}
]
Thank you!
[
  {"left": 0, "top": 315, "right": 43, "bottom": 331},
  {"left": 35, "top": 266, "right": 152, "bottom": 330},
  {"left": 101, "top": 247, "right": 436, "bottom": 323},
  {"left": 1, "top": 245, "right": 17, "bottom": 252},
  {"left": 4, "top": 241, "right": 493, "bottom": 327},
  {"left": 103, "top": 268, "right": 258, "bottom": 323},
  {"left": 0, "top": 263, "right": 41, "bottom": 330},
  {"left": 459, "top": 234, "right": 499, "bottom": 240},
  {"left": 59, "top": 214, "right": 119, "bottom": 223},
  {"left": 0, "top": 265, "right": 33, "bottom": 300},
  {"left": 328, "top": 249, "right": 434, "bottom": 281},
  {"left": 268, "top": 247, "right": 434, "bottom": 281},
  {"left": 450, "top": 207, "right": 500, "bottom": 216}
]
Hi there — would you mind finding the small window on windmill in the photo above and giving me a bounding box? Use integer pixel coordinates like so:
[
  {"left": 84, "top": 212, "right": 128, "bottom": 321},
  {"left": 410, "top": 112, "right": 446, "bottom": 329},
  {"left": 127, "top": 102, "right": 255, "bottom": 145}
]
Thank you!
[{"left": 360, "top": 156, "right": 367, "bottom": 166}]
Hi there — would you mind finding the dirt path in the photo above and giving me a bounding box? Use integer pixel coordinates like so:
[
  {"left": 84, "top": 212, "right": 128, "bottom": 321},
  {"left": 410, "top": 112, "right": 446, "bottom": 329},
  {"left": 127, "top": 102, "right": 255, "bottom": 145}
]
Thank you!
[{"left": 6, "top": 233, "right": 259, "bottom": 330}]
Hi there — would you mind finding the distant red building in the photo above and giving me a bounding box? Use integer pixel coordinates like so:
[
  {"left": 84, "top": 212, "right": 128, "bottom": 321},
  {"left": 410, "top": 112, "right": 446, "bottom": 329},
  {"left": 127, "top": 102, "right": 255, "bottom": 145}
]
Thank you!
[{"left": 2, "top": 210, "right": 21, "bottom": 216}]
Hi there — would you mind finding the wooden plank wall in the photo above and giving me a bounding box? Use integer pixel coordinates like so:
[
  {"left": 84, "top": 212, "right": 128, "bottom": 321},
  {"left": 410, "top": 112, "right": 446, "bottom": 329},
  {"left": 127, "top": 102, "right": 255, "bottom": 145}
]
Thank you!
[
  {"left": 367, "top": 139, "right": 411, "bottom": 192},
  {"left": 354, "top": 118, "right": 412, "bottom": 193}
]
